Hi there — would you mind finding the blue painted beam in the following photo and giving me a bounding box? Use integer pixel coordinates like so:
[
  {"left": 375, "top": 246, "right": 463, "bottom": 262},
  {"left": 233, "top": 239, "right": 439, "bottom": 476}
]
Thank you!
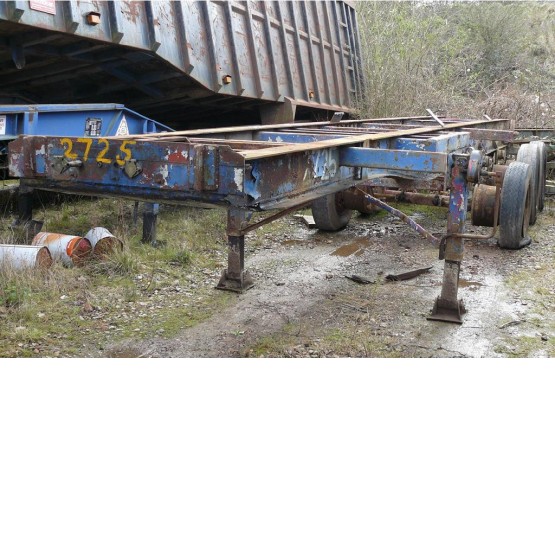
[
  {"left": 8, "top": 129, "right": 472, "bottom": 211},
  {"left": 339, "top": 147, "right": 447, "bottom": 174},
  {"left": 8, "top": 136, "right": 247, "bottom": 202},
  {"left": 392, "top": 133, "right": 470, "bottom": 153},
  {"left": 256, "top": 131, "right": 346, "bottom": 143}
]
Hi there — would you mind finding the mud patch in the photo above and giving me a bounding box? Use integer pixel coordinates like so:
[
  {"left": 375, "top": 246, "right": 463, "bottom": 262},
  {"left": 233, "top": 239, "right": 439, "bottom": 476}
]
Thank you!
[{"left": 331, "top": 237, "right": 371, "bottom": 257}]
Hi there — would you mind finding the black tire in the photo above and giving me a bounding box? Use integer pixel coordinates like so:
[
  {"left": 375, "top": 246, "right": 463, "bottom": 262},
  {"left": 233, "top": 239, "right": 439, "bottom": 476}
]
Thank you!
[
  {"left": 532, "top": 140, "right": 547, "bottom": 212},
  {"left": 516, "top": 143, "right": 539, "bottom": 225},
  {"left": 498, "top": 162, "right": 531, "bottom": 250},
  {"left": 312, "top": 192, "right": 352, "bottom": 231}
]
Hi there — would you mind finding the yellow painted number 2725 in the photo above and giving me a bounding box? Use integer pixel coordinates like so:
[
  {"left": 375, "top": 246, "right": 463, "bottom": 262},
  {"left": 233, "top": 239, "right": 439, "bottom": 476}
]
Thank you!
[{"left": 61, "top": 138, "right": 136, "bottom": 165}]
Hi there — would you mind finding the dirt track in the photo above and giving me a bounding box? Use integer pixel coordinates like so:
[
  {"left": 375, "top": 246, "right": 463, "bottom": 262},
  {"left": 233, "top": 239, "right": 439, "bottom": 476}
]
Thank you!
[{"left": 108, "top": 199, "right": 555, "bottom": 358}]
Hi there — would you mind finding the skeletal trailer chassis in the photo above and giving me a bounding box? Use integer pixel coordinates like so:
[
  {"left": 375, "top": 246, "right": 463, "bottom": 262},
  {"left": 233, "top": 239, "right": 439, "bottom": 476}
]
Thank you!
[{"left": 7, "top": 115, "right": 535, "bottom": 323}]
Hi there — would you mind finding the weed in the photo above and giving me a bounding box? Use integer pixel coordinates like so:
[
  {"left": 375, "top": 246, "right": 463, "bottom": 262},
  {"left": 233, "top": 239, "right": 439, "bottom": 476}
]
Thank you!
[
  {"left": 494, "top": 335, "right": 554, "bottom": 358},
  {"left": 122, "top": 285, "right": 139, "bottom": 303},
  {"left": 161, "top": 246, "right": 192, "bottom": 266},
  {"left": 0, "top": 278, "right": 27, "bottom": 308},
  {"left": 90, "top": 247, "right": 139, "bottom": 277}
]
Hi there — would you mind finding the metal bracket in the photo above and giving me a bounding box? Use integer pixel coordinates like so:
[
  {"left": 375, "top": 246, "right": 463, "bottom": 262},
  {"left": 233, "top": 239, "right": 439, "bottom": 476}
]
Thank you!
[
  {"left": 428, "top": 297, "right": 466, "bottom": 324},
  {"left": 466, "top": 150, "right": 482, "bottom": 183},
  {"left": 216, "top": 268, "right": 254, "bottom": 293},
  {"left": 427, "top": 260, "right": 466, "bottom": 324},
  {"left": 124, "top": 159, "right": 142, "bottom": 179},
  {"left": 330, "top": 112, "right": 345, "bottom": 124},
  {"left": 217, "top": 209, "right": 255, "bottom": 293}
]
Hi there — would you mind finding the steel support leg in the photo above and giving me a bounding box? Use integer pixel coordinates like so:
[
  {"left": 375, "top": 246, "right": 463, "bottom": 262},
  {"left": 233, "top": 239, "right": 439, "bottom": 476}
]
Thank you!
[
  {"left": 428, "top": 156, "right": 468, "bottom": 324},
  {"left": 216, "top": 208, "right": 254, "bottom": 293},
  {"left": 142, "top": 202, "right": 159, "bottom": 245},
  {"left": 11, "top": 184, "right": 42, "bottom": 239},
  {"left": 16, "top": 184, "right": 33, "bottom": 225},
  {"left": 133, "top": 201, "right": 140, "bottom": 229}
]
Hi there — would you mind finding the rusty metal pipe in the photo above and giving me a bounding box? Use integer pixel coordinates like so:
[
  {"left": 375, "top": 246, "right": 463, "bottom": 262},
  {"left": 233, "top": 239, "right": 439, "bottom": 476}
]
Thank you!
[
  {"left": 355, "top": 187, "right": 440, "bottom": 245},
  {"left": 240, "top": 201, "right": 312, "bottom": 234},
  {"left": 84, "top": 227, "right": 123, "bottom": 257},
  {"left": 375, "top": 189, "right": 450, "bottom": 207}
]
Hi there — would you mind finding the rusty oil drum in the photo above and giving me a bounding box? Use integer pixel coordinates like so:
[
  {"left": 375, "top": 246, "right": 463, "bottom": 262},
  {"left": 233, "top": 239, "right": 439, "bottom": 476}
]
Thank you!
[
  {"left": 84, "top": 227, "right": 123, "bottom": 258},
  {"left": 0, "top": 244, "right": 53, "bottom": 269},
  {"left": 32, "top": 232, "right": 92, "bottom": 266}
]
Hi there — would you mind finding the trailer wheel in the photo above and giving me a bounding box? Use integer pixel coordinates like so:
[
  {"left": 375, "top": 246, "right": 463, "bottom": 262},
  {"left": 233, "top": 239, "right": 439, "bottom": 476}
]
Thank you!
[
  {"left": 533, "top": 141, "right": 547, "bottom": 212},
  {"left": 498, "top": 162, "right": 531, "bottom": 250},
  {"left": 312, "top": 192, "right": 352, "bottom": 231},
  {"left": 516, "top": 143, "right": 539, "bottom": 224}
]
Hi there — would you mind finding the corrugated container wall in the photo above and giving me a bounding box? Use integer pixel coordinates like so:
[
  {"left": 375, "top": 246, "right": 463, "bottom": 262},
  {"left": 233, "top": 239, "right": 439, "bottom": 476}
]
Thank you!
[{"left": 0, "top": 1, "right": 364, "bottom": 128}]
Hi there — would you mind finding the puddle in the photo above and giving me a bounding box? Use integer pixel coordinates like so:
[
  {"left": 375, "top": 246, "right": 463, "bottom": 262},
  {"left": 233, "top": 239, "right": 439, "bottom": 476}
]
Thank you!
[{"left": 331, "top": 237, "right": 372, "bottom": 257}]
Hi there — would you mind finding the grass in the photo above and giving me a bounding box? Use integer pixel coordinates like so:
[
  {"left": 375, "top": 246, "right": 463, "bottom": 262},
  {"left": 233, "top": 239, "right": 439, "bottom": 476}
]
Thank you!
[
  {"left": 0, "top": 198, "right": 249, "bottom": 357},
  {"left": 387, "top": 199, "right": 447, "bottom": 218},
  {"left": 0, "top": 263, "right": 89, "bottom": 357},
  {"left": 246, "top": 319, "right": 402, "bottom": 358},
  {"left": 1, "top": 192, "right": 552, "bottom": 358},
  {"left": 493, "top": 335, "right": 555, "bottom": 358},
  {"left": 494, "top": 198, "right": 555, "bottom": 357}
]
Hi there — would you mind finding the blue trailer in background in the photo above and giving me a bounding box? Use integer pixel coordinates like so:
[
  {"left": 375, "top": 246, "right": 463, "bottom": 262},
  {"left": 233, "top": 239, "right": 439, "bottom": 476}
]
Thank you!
[
  {"left": 0, "top": 103, "right": 173, "bottom": 140},
  {"left": 0, "top": 102, "right": 173, "bottom": 178}
]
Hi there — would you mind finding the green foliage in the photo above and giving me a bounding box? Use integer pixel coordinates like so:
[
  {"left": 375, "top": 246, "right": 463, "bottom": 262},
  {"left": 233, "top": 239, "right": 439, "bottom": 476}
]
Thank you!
[
  {"left": 356, "top": 1, "right": 555, "bottom": 127},
  {"left": 0, "top": 278, "right": 27, "bottom": 308},
  {"left": 91, "top": 247, "right": 139, "bottom": 277},
  {"left": 166, "top": 248, "right": 191, "bottom": 266}
]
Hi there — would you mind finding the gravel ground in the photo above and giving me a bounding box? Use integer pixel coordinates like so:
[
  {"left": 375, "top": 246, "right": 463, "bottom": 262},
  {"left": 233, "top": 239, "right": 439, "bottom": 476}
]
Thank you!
[{"left": 107, "top": 198, "right": 555, "bottom": 358}]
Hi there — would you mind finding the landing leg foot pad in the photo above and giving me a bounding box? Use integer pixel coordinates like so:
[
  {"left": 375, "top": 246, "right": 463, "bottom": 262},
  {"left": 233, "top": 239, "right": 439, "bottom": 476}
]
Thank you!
[
  {"left": 216, "top": 270, "right": 254, "bottom": 293},
  {"left": 427, "top": 297, "right": 466, "bottom": 324}
]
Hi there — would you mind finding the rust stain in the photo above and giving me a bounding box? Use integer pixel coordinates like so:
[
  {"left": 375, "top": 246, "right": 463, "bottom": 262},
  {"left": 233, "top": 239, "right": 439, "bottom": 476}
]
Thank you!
[{"left": 124, "top": 0, "right": 141, "bottom": 24}]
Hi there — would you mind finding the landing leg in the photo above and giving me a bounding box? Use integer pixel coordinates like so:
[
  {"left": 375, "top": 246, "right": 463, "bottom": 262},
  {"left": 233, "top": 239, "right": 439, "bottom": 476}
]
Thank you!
[
  {"left": 11, "top": 184, "right": 42, "bottom": 240},
  {"left": 15, "top": 184, "right": 33, "bottom": 225},
  {"left": 216, "top": 208, "right": 254, "bottom": 293},
  {"left": 132, "top": 201, "right": 140, "bottom": 230},
  {"left": 428, "top": 156, "right": 468, "bottom": 324},
  {"left": 142, "top": 202, "right": 159, "bottom": 245},
  {"left": 429, "top": 260, "right": 466, "bottom": 324}
]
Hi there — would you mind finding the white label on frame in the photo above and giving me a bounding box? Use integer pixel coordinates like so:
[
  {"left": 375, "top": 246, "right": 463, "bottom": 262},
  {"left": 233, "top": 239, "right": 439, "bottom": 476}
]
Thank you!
[{"left": 116, "top": 116, "right": 129, "bottom": 136}]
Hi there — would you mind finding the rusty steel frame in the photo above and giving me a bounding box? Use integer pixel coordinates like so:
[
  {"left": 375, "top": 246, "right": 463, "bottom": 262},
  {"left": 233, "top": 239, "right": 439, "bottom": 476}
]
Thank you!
[{"left": 8, "top": 115, "right": 513, "bottom": 322}]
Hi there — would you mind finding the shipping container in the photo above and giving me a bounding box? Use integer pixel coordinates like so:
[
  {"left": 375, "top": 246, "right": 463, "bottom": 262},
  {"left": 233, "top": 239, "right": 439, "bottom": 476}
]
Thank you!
[{"left": 0, "top": 1, "right": 363, "bottom": 129}]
